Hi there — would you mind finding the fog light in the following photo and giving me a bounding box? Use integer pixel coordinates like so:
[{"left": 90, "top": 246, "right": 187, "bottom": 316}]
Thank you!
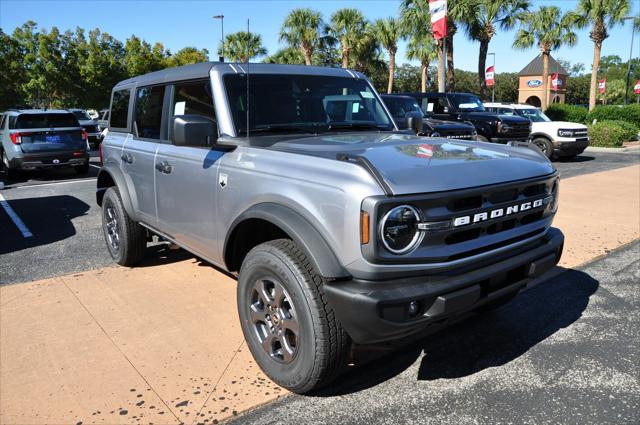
[{"left": 408, "top": 300, "right": 420, "bottom": 317}]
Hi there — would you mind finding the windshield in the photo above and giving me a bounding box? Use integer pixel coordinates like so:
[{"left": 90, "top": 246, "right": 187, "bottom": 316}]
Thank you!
[
  {"left": 383, "top": 96, "right": 424, "bottom": 118},
  {"left": 71, "top": 110, "right": 91, "bottom": 121},
  {"left": 450, "top": 94, "right": 485, "bottom": 112},
  {"left": 223, "top": 74, "right": 393, "bottom": 135},
  {"left": 516, "top": 108, "right": 551, "bottom": 122}
]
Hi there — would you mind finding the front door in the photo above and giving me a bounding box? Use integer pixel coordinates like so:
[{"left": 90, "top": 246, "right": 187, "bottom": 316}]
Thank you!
[{"left": 154, "top": 80, "right": 223, "bottom": 260}]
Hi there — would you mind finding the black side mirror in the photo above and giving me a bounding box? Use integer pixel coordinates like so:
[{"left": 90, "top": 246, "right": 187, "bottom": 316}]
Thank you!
[
  {"left": 405, "top": 111, "right": 423, "bottom": 135},
  {"left": 172, "top": 114, "right": 217, "bottom": 147}
]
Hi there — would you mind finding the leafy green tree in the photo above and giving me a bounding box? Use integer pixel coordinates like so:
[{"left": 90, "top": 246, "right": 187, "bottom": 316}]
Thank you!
[
  {"left": 0, "top": 28, "right": 27, "bottom": 109},
  {"left": 461, "top": 0, "right": 529, "bottom": 98},
  {"left": 513, "top": 6, "right": 579, "bottom": 108},
  {"left": 218, "top": 31, "right": 267, "bottom": 63},
  {"left": 393, "top": 64, "right": 423, "bottom": 93},
  {"left": 279, "top": 8, "right": 323, "bottom": 65},
  {"left": 566, "top": 74, "right": 592, "bottom": 105},
  {"left": 406, "top": 34, "right": 438, "bottom": 92},
  {"left": 557, "top": 58, "right": 587, "bottom": 76},
  {"left": 264, "top": 47, "right": 305, "bottom": 64},
  {"left": 400, "top": 0, "right": 438, "bottom": 92},
  {"left": 575, "top": 0, "right": 631, "bottom": 110},
  {"left": 167, "top": 47, "right": 209, "bottom": 67},
  {"left": 124, "top": 36, "right": 168, "bottom": 76},
  {"left": 373, "top": 17, "right": 403, "bottom": 93},
  {"left": 328, "top": 8, "right": 367, "bottom": 68},
  {"left": 598, "top": 78, "right": 626, "bottom": 104}
]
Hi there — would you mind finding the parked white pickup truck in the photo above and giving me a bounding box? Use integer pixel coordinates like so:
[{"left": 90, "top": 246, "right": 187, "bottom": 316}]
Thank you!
[{"left": 484, "top": 103, "right": 589, "bottom": 159}]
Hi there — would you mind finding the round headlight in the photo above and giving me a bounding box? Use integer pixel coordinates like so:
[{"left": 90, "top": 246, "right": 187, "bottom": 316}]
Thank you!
[
  {"left": 380, "top": 205, "right": 423, "bottom": 254},
  {"left": 431, "top": 132, "right": 441, "bottom": 138}
]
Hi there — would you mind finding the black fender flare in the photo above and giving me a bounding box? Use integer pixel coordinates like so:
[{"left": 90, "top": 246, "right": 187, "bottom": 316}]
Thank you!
[
  {"left": 225, "top": 203, "right": 350, "bottom": 279},
  {"left": 96, "top": 165, "right": 137, "bottom": 220}
]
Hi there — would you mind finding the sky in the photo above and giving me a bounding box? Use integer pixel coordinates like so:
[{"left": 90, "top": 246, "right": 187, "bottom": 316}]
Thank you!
[{"left": 1, "top": 0, "right": 638, "bottom": 74}]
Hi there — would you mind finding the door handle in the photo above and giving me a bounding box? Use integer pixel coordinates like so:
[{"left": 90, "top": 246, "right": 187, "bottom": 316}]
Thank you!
[
  {"left": 155, "top": 161, "right": 172, "bottom": 174},
  {"left": 121, "top": 153, "right": 133, "bottom": 164}
]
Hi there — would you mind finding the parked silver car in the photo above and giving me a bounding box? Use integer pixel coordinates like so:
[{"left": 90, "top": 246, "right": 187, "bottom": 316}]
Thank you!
[
  {"left": 97, "top": 62, "right": 564, "bottom": 394},
  {"left": 0, "top": 109, "right": 90, "bottom": 179}
]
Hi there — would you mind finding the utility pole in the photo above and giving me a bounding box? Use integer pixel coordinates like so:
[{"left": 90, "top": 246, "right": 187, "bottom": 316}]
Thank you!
[
  {"left": 623, "top": 16, "right": 636, "bottom": 105},
  {"left": 488, "top": 52, "right": 495, "bottom": 102},
  {"left": 213, "top": 15, "right": 225, "bottom": 62}
]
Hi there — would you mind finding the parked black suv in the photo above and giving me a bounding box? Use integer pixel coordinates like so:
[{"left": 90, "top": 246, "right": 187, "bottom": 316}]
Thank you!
[
  {"left": 401, "top": 92, "right": 532, "bottom": 144},
  {"left": 381, "top": 94, "right": 477, "bottom": 140}
]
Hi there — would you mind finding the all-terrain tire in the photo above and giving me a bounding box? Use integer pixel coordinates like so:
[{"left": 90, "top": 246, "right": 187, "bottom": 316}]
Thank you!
[
  {"left": 237, "top": 239, "right": 351, "bottom": 394},
  {"left": 101, "top": 186, "right": 147, "bottom": 266}
]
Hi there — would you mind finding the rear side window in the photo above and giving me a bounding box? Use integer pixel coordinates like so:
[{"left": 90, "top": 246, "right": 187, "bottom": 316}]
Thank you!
[
  {"left": 135, "top": 85, "right": 165, "bottom": 139},
  {"left": 13, "top": 113, "right": 79, "bottom": 129},
  {"left": 110, "top": 89, "right": 130, "bottom": 129},
  {"left": 172, "top": 81, "right": 215, "bottom": 120}
]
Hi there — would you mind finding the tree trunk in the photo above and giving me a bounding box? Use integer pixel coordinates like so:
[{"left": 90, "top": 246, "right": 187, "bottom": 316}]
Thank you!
[
  {"left": 446, "top": 34, "right": 455, "bottom": 91},
  {"left": 542, "top": 51, "right": 549, "bottom": 109},
  {"left": 589, "top": 41, "right": 602, "bottom": 111},
  {"left": 437, "top": 39, "right": 445, "bottom": 93},
  {"left": 302, "top": 45, "right": 313, "bottom": 66},
  {"left": 478, "top": 39, "right": 489, "bottom": 99},
  {"left": 341, "top": 46, "right": 349, "bottom": 68},
  {"left": 421, "top": 59, "right": 427, "bottom": 93},
  {"left": 387, "top": 50, "right": 396, "bottom": 94}
]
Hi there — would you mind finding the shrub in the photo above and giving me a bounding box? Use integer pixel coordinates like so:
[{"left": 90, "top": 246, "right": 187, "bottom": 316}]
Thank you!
[
  {"left": 587, "top": 121, "right": 627, "bottom": 147},
  {"left": 599, "top": 120, "right": 639, "bottom": 142},
  {"left": 545, "top": 104, "right": 588, "bottom": 123},
  {"left": 585, "top": 104, "right": 640, "bottom": 127}
]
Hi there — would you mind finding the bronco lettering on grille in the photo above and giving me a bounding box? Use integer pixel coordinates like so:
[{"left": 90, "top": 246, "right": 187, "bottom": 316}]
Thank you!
[{"left": 452, "top": 197, "right": 548, "bottom": 227}]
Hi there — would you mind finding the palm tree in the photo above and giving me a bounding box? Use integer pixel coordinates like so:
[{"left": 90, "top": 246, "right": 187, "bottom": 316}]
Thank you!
[
  {"left": 279, "top": 8, "right": 323, "bottom": 66},
  {"left": 406, "top": 33, "right": 438, "bottom": 92},
  {"left": 400, "top": 0, "right": 437, "bottom": 91},
  {"left": 462, "top": 0, "right": 530, "bottom": 98},
  {"left": 513, "top": 6, "right": 579, "bottom": 108},
  {"left": 575, "top": 0, "right": 631, "bottom": 111},
  {"left": 218, "top": 31, "right": 267, "bottom": 63},
  {"left": 373, "top": 17, "right": 403, "bottom": 93},
  {"left": 328, "top": 8, "right": 367, "bottom": 68}
]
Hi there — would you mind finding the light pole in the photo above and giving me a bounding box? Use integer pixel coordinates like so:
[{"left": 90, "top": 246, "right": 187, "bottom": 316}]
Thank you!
[
  {"left": 213, "top": 15, "right": 224, "bottom": 62},
  {"left": 488, "top": 52, "right": 496, "bottom": 102},
  {"left": 623, "top": 16, "right": 637, "bottom": 105}
]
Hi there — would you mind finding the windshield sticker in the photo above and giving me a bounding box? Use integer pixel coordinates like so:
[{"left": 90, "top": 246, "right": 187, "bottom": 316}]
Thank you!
[
  {"left": 360, "top": 91, "right": 374, "bottom": 99},
  {"left": 458, "top": 103, "right": 479, "bottom": 109},
  {"left": 426, "top": 103, "right": 434, "bottom": 112}
]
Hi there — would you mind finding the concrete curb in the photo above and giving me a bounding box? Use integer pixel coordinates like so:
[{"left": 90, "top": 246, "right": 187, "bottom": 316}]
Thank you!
[{"left": 585, "top": 145, "right": 640, "bottom": 153}]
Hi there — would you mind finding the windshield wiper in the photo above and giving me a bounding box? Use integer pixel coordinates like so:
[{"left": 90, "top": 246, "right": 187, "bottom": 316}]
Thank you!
[
  {"left": 242, "top": 124, "right": 320, "bottom": 135},
  {"left": 326, "top": 122, "right": 390, "bottom": 131}
]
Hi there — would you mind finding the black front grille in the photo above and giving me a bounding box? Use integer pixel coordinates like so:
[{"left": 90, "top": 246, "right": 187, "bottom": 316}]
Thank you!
[{"left": 506, "top": 122, "right": 531, "bottom": 138}]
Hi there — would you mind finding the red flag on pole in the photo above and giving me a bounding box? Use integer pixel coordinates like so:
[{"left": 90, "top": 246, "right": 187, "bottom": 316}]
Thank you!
[
  {"left": 485, "top": 65, "right": 495, "bottom": 87},
  {"left": 598, "top": 78, "right": 606, "bottom": 94},
  {"left": 429, "top": 0, "right": 447, "bottom": 40},
  {"left": 551, "top": 73, "right": 562, "bottom": 90},
  {"left": 634, "top": 80, "right": 640, "bottom": 95}
]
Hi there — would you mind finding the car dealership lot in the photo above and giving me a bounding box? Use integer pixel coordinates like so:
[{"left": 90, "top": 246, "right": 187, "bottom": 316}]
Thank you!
[{"left": 0, "top": 149, "right": 639, "bottom": 425}]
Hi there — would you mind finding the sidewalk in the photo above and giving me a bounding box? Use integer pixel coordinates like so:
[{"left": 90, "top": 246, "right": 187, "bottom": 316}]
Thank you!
[{"left": 1, "top": 165, "right": 639, "bottom": 425}]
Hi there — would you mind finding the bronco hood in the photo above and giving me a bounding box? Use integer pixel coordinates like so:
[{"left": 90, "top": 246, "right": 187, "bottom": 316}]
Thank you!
[{"left": 271, "top": 133, "right": 555, "bottom": 195}]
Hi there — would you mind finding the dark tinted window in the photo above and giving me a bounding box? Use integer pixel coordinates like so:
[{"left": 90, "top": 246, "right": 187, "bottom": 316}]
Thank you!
[
  {"left": 449, "top": 94, "right": 485, "bottom": 112},
  {"left": 14, "top": 113, "right": 79, "bottom": 129},
  {"left": 135, "top": 86, "right": 165, "bottom": 139},
  {"left": 422, "top": 97, "right": 449, "bottom": 114},
  {"left": 223, "top": 74, "right": 392, "bottom": 135},
  {"left": 383, "top": 96, "right": 423, "bottom": 119},
  {"left": 110, "top": 89, "right": 130, "bottom": 128},
  {"left": 71, "top": 110, "right": 91, "bottom": 120},
  {"left": 172, "top": 81, "right": 215, "bottom": 120}
]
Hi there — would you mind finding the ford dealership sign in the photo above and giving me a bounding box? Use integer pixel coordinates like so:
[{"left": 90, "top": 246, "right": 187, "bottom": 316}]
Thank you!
[{"left": 527, "top": 79, "right": 543, "bottom": 88}]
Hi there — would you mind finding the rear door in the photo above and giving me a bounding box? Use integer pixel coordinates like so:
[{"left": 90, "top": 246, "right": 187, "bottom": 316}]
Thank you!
[
  {"left": 155, "top": 80, "right": 221, "bottom": 259},
  {"left": 122, "top": 85, "right": 166, "bottom": 226},
  {"left": 12, "top": 113, "right": 85, "bottom": 154}
]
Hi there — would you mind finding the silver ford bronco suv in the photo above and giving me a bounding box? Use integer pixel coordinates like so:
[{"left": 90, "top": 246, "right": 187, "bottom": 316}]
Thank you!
[{"left": 97, "top": 63, "right": 564, "bottom": 393}]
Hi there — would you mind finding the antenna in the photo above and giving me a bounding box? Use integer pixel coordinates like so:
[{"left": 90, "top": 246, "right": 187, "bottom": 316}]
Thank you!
[{"left": 246, "top": 18, "right": 250, "bottom": 139}]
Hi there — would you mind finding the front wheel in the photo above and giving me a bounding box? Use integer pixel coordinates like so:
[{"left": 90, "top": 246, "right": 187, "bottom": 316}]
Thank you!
[
  {"left": 101, "top": 187, "right": 147, "bottom": 266},
  {"left": 237, "top": 239, "right": 350, "bottom": 394},
  {"left": 532, "top": 137, "right": 554, "bottom": 159}
]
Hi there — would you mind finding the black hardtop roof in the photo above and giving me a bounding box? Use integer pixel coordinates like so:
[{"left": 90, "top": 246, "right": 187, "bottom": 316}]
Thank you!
[{"left": 113, "top": 62, "right": 366, "bottom": 89}]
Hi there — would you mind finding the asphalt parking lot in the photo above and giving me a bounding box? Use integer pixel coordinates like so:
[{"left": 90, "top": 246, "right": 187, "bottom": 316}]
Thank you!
[{"left": 1, "top": 149, "right": 638, "bottom": 285}]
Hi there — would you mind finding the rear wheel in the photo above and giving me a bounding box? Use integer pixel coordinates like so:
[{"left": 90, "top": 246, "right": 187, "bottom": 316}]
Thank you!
[
  {"left": 101, "top": 187, "right": 147, "bottom": 266},
  {"left": 237, "top": 239, "right": 350, "bottom": 394},
  {"left": 1, "top": 151, "right": 16, "bottom": 180},
  {"left": 532, "top": 137, "right": 554, "bottom": 159}
]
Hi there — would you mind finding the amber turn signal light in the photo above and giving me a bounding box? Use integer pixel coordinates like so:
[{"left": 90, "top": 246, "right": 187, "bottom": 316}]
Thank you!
[{"left": 360, "top": 211, "right": 370, "bottom": 245}]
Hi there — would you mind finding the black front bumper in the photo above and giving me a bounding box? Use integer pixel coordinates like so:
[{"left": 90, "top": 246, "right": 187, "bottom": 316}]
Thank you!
[
  {"left": 554, "top": 138, "right": 589, "bottom": 157},
  {"left": 325, "top": 228, "right": 564, "bottom": 344}
]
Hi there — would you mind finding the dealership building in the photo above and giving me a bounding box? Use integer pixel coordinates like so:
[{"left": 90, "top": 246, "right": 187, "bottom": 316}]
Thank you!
[{"left": 518, "top": 54, "right": 568, "bottom": 107}]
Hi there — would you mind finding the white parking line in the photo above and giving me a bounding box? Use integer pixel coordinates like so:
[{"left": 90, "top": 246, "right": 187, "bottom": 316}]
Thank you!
[
  {"left": 89, "top": 164, "right": 101, "bottom": 169},
  {"left": 15, "top": 178, "right": 97, "bottom": 189},
  {"left": 0, "top": 192, "right": 33, "bottom": 238}
]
